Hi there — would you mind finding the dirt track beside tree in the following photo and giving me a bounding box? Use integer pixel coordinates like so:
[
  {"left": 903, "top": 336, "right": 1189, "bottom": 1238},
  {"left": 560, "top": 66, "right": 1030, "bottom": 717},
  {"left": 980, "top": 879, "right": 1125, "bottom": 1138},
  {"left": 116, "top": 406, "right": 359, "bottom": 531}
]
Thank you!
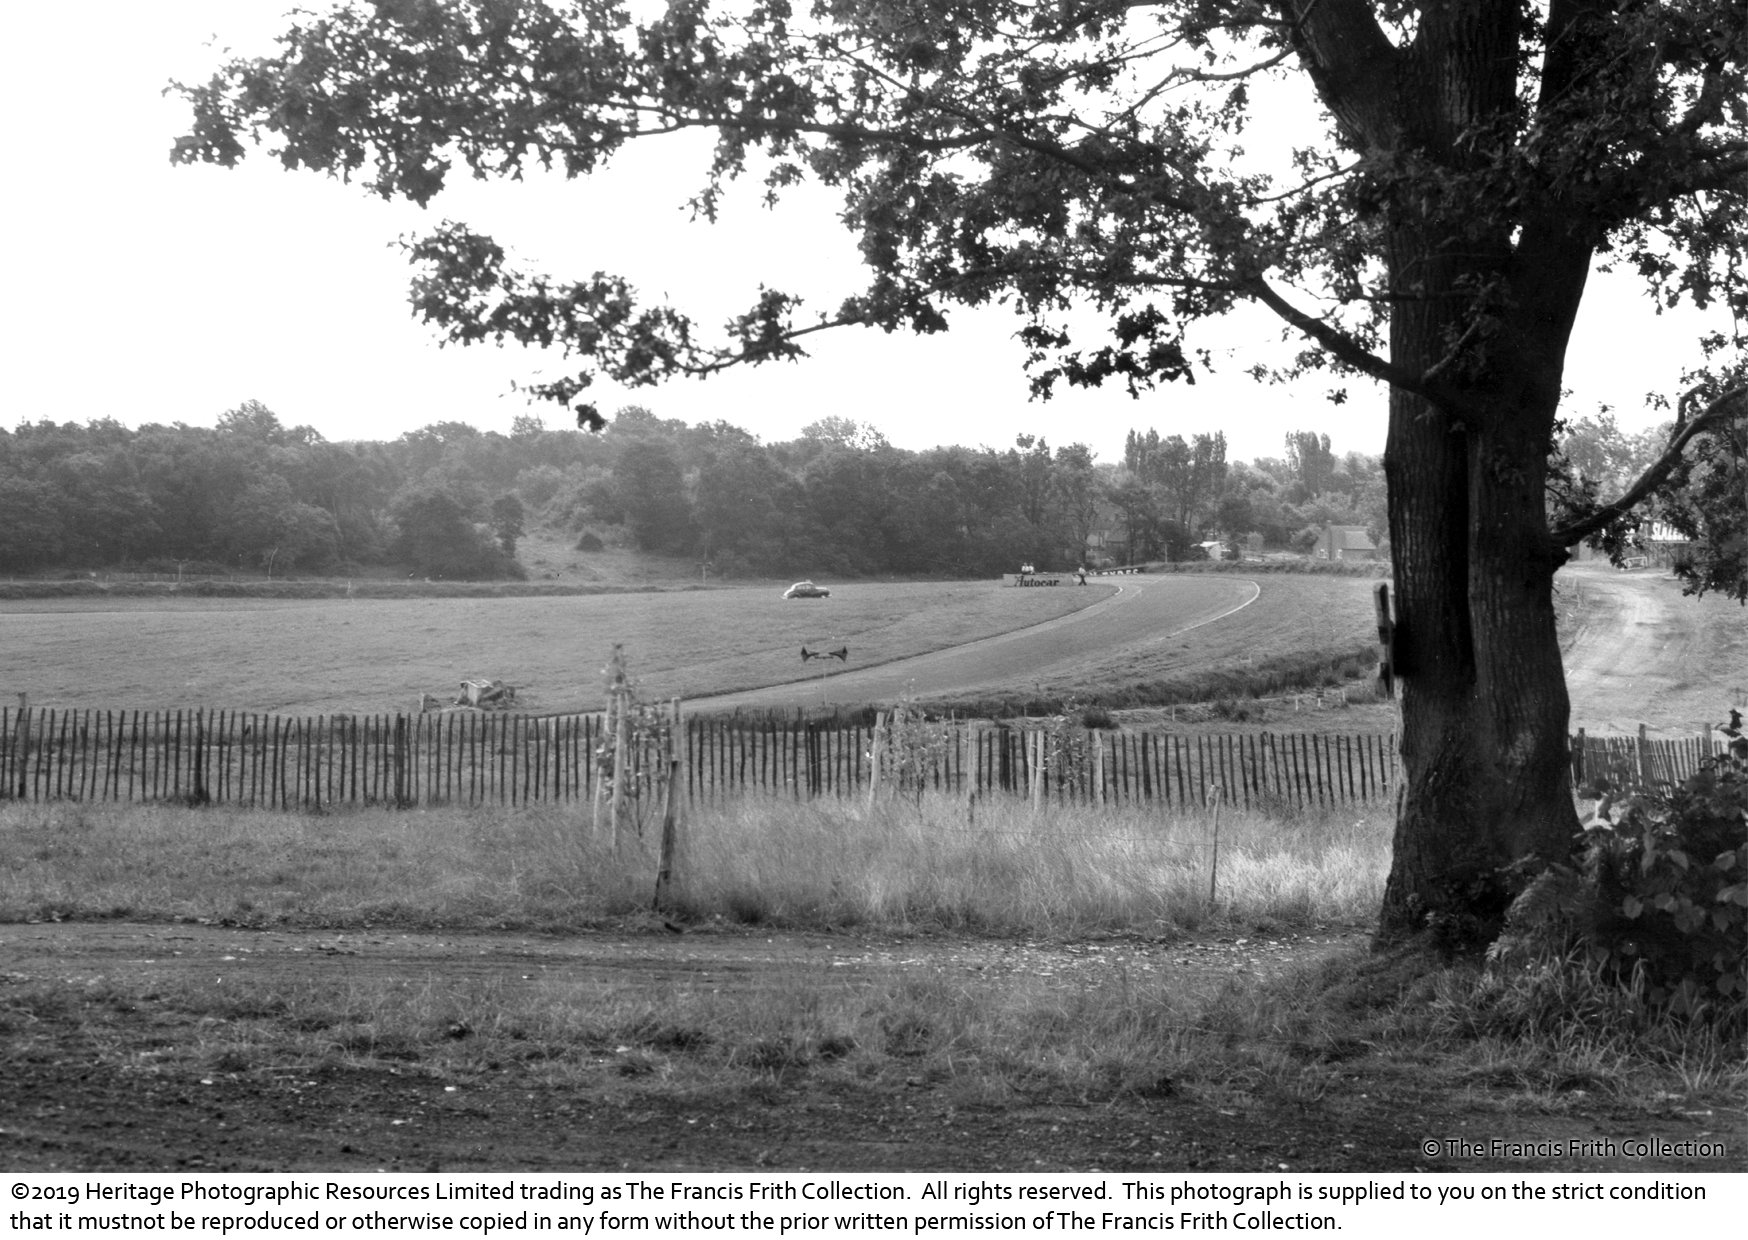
[{"left": 1559, "top": 563, "right": 1748, "bottom": 737}]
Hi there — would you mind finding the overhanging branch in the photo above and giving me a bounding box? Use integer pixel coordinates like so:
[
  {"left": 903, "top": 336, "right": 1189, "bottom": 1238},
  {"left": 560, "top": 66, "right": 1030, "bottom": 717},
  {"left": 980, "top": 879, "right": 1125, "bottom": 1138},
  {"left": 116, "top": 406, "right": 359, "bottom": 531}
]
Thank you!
[
  {"left": 1552, "top": 384, "right": 1748, "bottom": 547},
  {"left": 1246, "top": 277, "right": 1482, "bottom": 419}
]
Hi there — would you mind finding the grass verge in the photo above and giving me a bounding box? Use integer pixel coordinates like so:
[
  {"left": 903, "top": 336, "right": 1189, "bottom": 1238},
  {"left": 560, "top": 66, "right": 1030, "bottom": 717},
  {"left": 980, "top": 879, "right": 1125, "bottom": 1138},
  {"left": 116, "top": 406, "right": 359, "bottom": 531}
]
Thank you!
[
  {"left": 927, "top": 646, "right": 1385, "bottom": 719},
  {"left": 0, "top": 795, "right": 1387, "bottom": 934}
]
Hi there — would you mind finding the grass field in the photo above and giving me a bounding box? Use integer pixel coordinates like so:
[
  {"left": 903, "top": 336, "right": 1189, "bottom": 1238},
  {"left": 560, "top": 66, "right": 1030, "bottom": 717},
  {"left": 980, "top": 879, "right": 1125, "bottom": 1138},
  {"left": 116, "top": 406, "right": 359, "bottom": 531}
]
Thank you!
[
  {"left": 0, "top": 581, "right": 1110, "bottom": 716},
  {"left": 0, "top": 571, "right": 1389, "bottom": 718}
]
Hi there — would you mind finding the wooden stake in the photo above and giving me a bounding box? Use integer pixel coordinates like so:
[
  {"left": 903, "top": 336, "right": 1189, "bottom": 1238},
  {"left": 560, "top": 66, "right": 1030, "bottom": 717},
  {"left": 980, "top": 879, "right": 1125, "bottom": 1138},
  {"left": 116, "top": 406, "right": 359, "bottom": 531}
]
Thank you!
[
  {"left": 611, "top": 689, "right": 631, "bottom": 848},
  {"left": 1207, "top": 786, "right": 1223, "bottom": 907},
  {"left": 652, "top": 758, "right": 682, "bottom": 913},
  {"left": 868, "top": 712, "right": 886, "bottom": 805},
  {"left": 1020, "top": 724, "right": 1034, "bottom": 811}
]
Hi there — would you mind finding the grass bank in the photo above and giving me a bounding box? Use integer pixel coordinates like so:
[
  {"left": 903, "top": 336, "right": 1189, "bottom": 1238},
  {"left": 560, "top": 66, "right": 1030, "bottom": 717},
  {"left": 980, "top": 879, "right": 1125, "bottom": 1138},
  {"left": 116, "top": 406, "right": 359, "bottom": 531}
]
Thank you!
[{"left": 927, "top": 645, "right": 1385, "bottom": 719}]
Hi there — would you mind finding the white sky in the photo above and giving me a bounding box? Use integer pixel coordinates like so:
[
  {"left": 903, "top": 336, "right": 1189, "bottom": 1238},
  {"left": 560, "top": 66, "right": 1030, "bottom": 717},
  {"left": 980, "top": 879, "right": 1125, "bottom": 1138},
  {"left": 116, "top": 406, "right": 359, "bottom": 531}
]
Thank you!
[{"left": 0, "top": 2, "right": 1730, "bottom": 465}]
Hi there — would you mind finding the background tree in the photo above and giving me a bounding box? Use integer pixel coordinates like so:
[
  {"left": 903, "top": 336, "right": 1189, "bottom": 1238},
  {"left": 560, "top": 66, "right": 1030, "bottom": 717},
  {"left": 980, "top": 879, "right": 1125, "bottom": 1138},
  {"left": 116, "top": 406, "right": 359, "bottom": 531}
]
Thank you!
[
  {"left": 693, "top": 437, "right": 791, "bottom": 571},
  {"left": 1051, "top": 443, "right": 1105, "bottom": 567},
  {"left": 491, "top": 494, "right": 526, "bottom": 557},
  {"left": 611, "top": 438, "right": 692, "bottom": 553},
  {"left": 388, "top": 480, "right": 512, "bottom": 579},
  {"left": 1284, "top": 432, "right": 1338, "bottom": 504},
  {"left": 0, "top": 472, "right": 65, "bottom": 572}
]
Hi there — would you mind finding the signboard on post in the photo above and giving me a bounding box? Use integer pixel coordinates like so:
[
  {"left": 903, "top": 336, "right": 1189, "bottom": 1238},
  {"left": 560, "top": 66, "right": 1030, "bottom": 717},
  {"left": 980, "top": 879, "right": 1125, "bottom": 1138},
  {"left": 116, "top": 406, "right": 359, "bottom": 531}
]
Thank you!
[
  {"left": 801, "top": 645, "right": 848, "bottom": 703},
  {"left": 1375, "top": 583, "right": 1397, "bottom": 698}
]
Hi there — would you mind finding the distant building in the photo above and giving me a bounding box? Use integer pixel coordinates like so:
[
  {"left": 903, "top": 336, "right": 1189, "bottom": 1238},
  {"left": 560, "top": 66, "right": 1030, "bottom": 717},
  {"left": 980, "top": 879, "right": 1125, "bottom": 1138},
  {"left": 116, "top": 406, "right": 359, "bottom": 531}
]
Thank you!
[
  {"left": 1318, "top": 524, "right": 1378, "bottom": 562},
  {"left": 1644, "top": 520, "right": 1693, "bottom": 568},
  {"left": 1085, "top": 512, "right": 1129, "bottom": 566}
]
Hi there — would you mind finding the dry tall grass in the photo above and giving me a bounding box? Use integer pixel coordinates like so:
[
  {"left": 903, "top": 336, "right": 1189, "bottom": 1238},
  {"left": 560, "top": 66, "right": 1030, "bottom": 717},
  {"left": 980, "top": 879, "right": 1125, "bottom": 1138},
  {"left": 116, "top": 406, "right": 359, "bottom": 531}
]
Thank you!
[{"left": 0, "top": 793, "right": 1389, "bottom": 934}]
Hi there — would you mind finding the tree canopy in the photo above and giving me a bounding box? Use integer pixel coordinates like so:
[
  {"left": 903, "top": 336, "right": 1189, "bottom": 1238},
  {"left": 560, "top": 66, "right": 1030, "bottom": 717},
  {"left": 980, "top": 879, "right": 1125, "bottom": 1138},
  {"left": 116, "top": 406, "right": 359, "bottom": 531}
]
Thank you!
[{"left": 173, "top": 0, "right": 1748, "bottom": 942}]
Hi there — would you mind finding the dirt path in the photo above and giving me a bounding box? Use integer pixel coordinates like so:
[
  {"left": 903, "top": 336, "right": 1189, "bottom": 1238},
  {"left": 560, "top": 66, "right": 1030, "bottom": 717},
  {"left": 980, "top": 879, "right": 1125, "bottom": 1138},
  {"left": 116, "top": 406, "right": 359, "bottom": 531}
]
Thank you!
[
  {"left": 0, "top": 920, "right": 1334, "bottom": 998},
  {"left": 691, "top": 575, "right": 1260, "bottom": 710},
  {"left": 1559, "top": 563, "right": 1748, "bottom": 736},
  {"left": 2, "top": 922, "right": 1737, "bottom": 1173}
]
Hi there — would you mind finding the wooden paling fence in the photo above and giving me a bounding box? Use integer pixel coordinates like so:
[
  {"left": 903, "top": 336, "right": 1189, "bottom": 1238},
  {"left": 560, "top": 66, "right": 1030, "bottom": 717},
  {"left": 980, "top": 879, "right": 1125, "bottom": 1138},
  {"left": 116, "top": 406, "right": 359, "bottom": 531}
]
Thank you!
[
  {"left": 0, "top": 705, "right": 1398, "bottom": 812},
  {"left": 1570, "top": 726, "right": 1725, "bottom": 792},
  {"left": 0, "top": 706, "right": 1721, "bottom": 813}
]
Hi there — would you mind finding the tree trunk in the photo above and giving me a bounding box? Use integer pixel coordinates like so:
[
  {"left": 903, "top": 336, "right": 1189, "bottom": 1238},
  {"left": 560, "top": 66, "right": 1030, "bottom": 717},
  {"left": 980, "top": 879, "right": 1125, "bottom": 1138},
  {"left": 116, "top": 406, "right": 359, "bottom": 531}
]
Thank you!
[
  {"left": 1370, "top": 5, "right": 1590, "bottom": 943},
  {"left": 1379, "top": 376, "right": 1583, "bottom": 942}
]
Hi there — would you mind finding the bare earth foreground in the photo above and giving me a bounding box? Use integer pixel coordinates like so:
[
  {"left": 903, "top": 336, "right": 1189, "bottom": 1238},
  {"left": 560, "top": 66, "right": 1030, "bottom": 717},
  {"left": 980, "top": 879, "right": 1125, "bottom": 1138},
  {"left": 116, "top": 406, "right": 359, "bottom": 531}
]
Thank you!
[{"left": 0, "top": 922, "right": 1738, "bottom": 1173}]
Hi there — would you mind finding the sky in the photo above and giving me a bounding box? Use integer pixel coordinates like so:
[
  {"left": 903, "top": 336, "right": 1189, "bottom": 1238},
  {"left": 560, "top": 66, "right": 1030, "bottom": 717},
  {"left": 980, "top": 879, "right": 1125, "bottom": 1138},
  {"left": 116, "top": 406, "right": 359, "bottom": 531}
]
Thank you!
[{"left": 0, "top": 2, "right": 1731, "bottom": 466}]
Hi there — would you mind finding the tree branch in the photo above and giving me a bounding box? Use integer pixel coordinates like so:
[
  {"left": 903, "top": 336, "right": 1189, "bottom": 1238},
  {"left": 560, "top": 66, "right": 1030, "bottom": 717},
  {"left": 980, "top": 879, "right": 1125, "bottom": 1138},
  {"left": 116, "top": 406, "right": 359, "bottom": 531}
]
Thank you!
[
  {"left": 1552, "top": 384, "right": 1748, "bottom": 546},
  {"left": 1272, "top": 0, "right": 1401, "bottom": 151},
  {"left": 1245, "top": 277, "right": 1482, "bottom": 419}
]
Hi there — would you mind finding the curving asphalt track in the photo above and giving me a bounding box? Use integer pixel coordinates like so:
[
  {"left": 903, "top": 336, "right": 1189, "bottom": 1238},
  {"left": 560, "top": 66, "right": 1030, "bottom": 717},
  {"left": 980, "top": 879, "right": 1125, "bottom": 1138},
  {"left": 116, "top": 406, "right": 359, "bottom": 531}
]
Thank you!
[{"left": 691, "top": 574, "right": 1261, "bottom": 710}]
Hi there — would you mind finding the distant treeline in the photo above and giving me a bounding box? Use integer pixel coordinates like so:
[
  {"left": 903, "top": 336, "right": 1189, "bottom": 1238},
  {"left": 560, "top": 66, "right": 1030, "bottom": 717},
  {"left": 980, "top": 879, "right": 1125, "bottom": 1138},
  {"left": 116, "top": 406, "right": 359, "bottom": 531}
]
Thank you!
[{"left": 0, "top": 402, "right": 1393, "bottom": 580}]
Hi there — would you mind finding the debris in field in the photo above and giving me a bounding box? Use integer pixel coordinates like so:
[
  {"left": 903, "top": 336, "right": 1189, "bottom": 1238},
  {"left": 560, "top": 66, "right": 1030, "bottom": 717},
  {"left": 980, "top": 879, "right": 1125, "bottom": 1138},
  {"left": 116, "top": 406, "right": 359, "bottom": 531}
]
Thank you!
[{"left": 421, "top": 679, "right": 519, "bottom": 712}]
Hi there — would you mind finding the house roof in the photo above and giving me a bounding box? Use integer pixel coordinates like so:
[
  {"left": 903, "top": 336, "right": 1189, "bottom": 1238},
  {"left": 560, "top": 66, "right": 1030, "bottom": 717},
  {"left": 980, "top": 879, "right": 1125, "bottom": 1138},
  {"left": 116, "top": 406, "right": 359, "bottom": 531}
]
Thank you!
[{"left": 1327, "top": 525, "right": 1376, "bottom": 550}]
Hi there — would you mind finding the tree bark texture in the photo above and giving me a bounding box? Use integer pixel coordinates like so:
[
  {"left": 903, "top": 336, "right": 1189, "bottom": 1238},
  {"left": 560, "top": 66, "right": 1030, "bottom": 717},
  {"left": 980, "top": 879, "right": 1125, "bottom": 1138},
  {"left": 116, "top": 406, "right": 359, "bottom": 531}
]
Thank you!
[{"left": 1286, "top": 0, "right": 1593, "bottom": 939}]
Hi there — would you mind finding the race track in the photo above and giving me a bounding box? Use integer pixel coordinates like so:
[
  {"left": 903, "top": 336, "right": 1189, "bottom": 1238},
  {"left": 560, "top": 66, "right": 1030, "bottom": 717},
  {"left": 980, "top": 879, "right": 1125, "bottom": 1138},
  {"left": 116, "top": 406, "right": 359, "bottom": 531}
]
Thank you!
[{"left": 691, "top": 573, "right": 1261, "bottom": 710}]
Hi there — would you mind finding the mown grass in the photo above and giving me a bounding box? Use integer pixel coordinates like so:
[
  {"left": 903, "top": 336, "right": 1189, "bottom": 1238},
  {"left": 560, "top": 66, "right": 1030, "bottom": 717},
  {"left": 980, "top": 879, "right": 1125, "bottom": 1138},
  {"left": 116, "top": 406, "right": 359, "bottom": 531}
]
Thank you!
[
  {"left": 0, "top": 794, "right": 1387, "bottom": 934},
  {"left": 0, "top": 580, "right": 1104, "bottom": 716}
]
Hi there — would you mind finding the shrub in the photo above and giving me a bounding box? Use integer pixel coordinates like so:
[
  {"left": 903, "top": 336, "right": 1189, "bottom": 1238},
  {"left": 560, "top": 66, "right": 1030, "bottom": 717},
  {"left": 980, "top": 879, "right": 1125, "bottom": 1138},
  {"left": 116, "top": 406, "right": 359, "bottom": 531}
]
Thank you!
[
  {"left": 1495, "top": 715, "right": 1748, "bottom": 1028},
  {"left": 1078, "top": 703, "right": 1116, "bottom": 730},
  {"left": 575, "top": 532, "right": 604, "bottom": 553}
]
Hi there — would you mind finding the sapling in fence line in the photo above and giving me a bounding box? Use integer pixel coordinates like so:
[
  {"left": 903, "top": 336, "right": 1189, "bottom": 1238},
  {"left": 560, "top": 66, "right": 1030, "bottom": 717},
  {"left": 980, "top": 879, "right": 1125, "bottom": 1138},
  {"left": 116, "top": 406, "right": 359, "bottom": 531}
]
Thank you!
[
  {"left": 590, "top": 645, "right": 681, "bottom": 853},
  {"left": 869, "top": 693, "right": 956, "bottom": 807}
]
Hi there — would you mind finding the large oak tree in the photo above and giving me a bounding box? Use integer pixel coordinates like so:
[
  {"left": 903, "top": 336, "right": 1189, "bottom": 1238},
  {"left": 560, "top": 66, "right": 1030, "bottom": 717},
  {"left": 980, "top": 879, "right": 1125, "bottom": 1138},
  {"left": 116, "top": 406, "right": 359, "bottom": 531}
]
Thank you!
[{"left": 175, "top": 0, "right": 1748, "bottom": 941}]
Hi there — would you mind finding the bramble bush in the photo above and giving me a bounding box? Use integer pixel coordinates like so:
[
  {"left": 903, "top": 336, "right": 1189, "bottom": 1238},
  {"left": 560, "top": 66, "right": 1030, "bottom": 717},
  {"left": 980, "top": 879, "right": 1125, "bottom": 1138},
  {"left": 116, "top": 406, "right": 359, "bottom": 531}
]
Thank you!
[{"left": 1496, "top": 713, "right": 1748, "bottom": 1028}]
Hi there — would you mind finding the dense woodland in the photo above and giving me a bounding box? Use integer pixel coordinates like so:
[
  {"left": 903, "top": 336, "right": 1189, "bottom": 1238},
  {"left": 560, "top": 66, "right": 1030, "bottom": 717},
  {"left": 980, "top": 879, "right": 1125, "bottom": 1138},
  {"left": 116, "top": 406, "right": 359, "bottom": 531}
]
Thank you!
[{"left": 0, "top": 401, "right": 1660, "bottom": 580}]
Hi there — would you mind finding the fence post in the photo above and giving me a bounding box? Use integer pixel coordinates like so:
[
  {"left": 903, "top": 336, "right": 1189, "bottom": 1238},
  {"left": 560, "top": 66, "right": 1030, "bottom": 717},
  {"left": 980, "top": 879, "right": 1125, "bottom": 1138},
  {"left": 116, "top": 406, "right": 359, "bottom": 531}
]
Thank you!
[
  {"left": 1207, "top": 786, "right": 1223, "bottom": 907},
  {"left": 670, "top": 699, "right": 686, "bottom": 817},
  {"left": 393, "top": 714, "right": 409, "bottom": 808},
  {"left": 612, "top": 692, "right": 631, "bottom": 849},
  {"left": 1030, "top": 730, "right": 1043, "bottom": 812},
  {"left": 1093, "top": 729, "right": 1105, "bottom": 807},
  {"left": 1636, "top": 723, "right": 1652, "bottom": 788},
  {"left": 12, "top": 694, "right": 27, "bottom": 799},
  {"left": 652, "top": 758, "right": 682, "bottom": 913},
  {"left": 592, "top": 696, "right": 612, "bottom": 836},
  {"left": 868, "top": 712, "right": 886, "bottom": 805},
  {"left": 193, "top": 710, "right": 209, "bottom": 805}
]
